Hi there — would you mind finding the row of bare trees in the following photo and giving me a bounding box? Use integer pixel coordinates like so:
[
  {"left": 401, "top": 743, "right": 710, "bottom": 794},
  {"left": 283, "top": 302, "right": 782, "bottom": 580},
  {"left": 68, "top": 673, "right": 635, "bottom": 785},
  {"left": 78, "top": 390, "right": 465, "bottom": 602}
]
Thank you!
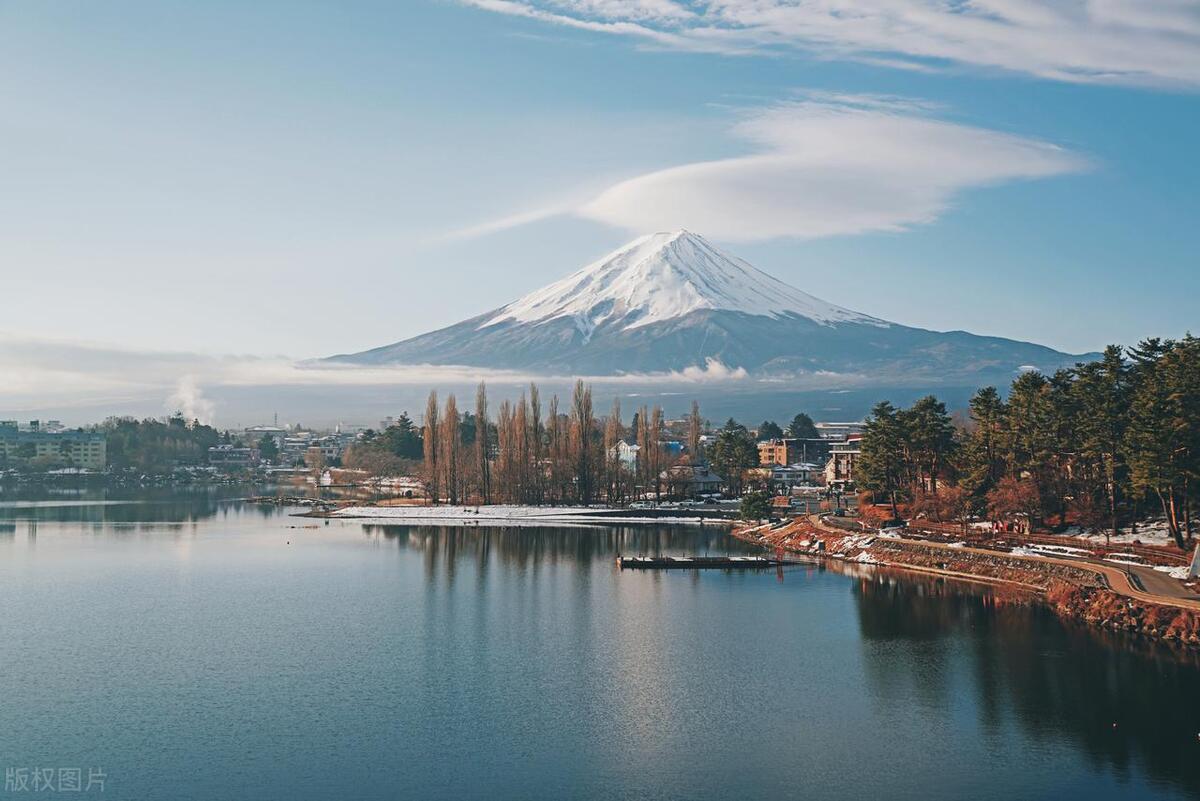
[{"left": 420, "top": 381, "right": 683, "bottom": 506}]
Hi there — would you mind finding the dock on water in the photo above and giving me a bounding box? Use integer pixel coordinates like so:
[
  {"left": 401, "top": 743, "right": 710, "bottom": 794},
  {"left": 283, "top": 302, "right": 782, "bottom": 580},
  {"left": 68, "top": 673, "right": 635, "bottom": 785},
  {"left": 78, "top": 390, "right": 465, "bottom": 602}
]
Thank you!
[{"left": 617, "top": 555, "right": 802, "bottom": 570}]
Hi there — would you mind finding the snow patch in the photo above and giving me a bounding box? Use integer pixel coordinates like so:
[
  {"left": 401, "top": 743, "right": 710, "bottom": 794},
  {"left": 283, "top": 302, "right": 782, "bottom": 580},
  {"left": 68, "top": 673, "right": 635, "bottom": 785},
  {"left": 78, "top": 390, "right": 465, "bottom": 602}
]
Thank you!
[
  {"left": 332, "top": 505, "right": 709, "bottom": 525},
  {"left": 1153, "top": 564, "right": 1191, "bottom": 581},
  {"left": 1069, "top": 520, "right": 1179, "bottom": 546},
  {"left": 481, "top": 231, "right": 886, "bottom": 333}
]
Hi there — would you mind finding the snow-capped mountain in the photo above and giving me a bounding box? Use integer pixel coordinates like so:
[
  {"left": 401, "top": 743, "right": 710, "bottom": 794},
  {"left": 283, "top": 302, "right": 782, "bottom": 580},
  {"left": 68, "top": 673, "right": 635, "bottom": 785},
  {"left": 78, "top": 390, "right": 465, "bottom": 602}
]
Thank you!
[
  {"left": 329, "top": 231, "right": 1091, "bottom": 383},
  {"left": 480, "top": 230, "right": 884, "bottom": 336}
]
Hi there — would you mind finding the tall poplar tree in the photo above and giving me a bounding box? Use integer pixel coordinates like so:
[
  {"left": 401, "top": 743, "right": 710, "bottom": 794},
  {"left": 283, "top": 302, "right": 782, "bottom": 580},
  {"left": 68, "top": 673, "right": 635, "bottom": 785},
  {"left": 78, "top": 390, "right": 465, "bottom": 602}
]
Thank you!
[
  {"left": 570, "top": 381, "right": 595, "bottom": 504},
  {"left": 439, "top": 394, "right": 461, "bottom": 504},
  {"left": 604, "top": 398, "right": 625, "bottom": 504},
  {"left": 475, "top": 382, "right": 490, "bottom": 504},
  {"left": 687, "top": 400, "right": 704, "bottom": 464},
  {"left": 423, "top": 391, "right": 439, "bottom": 504}
]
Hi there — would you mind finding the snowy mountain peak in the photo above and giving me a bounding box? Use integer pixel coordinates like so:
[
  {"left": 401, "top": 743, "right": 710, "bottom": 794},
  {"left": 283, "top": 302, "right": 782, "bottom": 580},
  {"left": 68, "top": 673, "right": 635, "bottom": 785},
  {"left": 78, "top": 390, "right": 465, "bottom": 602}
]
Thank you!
[
  {"left": 481, "top": 230, "right": 885, "bottom": 334},
  {"left": 332, "top": 229, "right": 1089, "bottom": 380}
]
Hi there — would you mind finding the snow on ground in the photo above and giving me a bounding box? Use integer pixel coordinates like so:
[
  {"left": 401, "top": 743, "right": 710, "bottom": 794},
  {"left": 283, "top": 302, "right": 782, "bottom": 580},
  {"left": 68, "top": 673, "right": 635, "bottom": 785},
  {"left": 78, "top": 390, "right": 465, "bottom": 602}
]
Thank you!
[
  {"left": 1009, "top": 545, "right": 1087, "bottom": 559},
  {"left": 1069, "top": 520, "right": 1180, "bottom": 546},
  {"left": 832, "top": 534, "right": 876, "bottom": 554},
  {"left": 1026, "top": 544, "right": 1090, "bottom": 558},
  {"left": 332, "top": 505, "right": 710, "bottom": 525},
  {"left": 1105, "top": 552, "right": 1147, "bottom": 562},
  {"left": 1154, "top": 564, "right": 1193, "bottom": 580},
  {"left": 1104, "top": 557, "right": 1148, "bottom": 567}
]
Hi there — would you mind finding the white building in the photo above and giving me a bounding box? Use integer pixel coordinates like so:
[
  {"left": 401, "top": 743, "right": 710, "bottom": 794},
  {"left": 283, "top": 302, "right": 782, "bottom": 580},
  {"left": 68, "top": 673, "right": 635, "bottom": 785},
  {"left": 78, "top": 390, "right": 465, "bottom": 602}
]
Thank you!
[{"left": 608, "top": 441, "right": 640, "bottom": 466}]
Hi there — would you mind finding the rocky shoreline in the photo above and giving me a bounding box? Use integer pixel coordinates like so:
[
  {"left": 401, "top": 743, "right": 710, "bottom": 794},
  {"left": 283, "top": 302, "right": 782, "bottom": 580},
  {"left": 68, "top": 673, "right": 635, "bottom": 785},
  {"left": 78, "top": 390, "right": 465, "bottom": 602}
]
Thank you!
[
  {"left": 732, "top": 520, "right": 1200, "bottom": 649},
  {"left": 1044, "top": 581, "right": 1200, "bottom": 644}
]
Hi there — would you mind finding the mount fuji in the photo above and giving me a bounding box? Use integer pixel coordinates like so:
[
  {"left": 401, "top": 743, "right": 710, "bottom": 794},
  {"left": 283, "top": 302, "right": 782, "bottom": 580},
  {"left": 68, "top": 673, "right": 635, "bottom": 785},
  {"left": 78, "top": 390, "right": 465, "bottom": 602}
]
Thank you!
[{"left": 329, "top": 231, "right": 1091, "bottom": 383}]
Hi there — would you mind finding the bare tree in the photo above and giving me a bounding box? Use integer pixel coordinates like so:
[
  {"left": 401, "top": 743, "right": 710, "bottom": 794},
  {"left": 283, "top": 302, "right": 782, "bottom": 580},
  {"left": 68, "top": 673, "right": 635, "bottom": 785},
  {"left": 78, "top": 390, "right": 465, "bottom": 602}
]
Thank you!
[
  {"left": 635, "top": 404, "right": 650, "bottom": 499},
  {"left": 514, "top": 394, "right": 530, "bottom": 503},
  {"left": 496, "top": 400, "right": 514, "bottom": 503},
  {"left": 475, "top": 382, "right": 491, "bottom": 504},
  {"left": 688, "top": 400, "right": 703, "bottom": 464},
  {"left": 604, "top": 397, "right": 627, "bottom": 504},
  {"left": 650, "top": 405, "right": 665, "bottom": 500},
  {"left": 569, "top": 381, "right": 595, "bottom": 504},
  {"left": 423, "top": 390, "right": 439, "bottom": 504},
  {"left": 529, "top": 383, "right": 544, "bottom": 504},
  {"left": 439, "top": 394, "right": 461, "bottom": 504}
]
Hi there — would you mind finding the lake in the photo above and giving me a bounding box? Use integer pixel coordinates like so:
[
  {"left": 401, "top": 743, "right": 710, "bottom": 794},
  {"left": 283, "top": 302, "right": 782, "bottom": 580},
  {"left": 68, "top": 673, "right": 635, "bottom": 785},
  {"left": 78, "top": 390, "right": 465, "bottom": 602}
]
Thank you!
[{"left": 1, "top": 488, "right": 1198, "bottom": 801}]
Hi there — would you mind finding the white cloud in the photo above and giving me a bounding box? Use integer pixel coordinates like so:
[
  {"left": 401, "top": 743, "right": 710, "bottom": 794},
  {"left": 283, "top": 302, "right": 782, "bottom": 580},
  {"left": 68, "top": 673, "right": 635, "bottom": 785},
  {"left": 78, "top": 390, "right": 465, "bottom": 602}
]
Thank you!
[
  {"left": 0, "top": 334, "right": 754, "bottom": 420},
  {"left": 459, "top": 95, "right": 1086, "bottom": 241},
  {"left": 462, "top": 0, "right": 1200, "bottom": 86}
]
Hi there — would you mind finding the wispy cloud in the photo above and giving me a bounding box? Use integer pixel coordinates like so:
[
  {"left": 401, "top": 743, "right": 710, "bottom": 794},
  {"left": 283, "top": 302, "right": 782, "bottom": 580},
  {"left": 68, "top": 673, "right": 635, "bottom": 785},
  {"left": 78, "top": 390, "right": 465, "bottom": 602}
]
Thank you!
[
  {"left": 453, "top": 94, "right": 1087, "bottom": 241},
  {"left": 462, "top": 0, "right": 1200, "bottom": 86}
]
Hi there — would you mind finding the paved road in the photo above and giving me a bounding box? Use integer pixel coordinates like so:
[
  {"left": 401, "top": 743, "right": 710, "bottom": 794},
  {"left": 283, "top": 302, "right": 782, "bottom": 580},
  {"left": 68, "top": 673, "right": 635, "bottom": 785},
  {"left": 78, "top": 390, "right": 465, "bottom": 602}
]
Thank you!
[
  {"left": 1127, "top": 564, "right": 1200, "bottom": 602},
  {"left": 806, "top": 515, "right": 1200, "bottom": 611}
]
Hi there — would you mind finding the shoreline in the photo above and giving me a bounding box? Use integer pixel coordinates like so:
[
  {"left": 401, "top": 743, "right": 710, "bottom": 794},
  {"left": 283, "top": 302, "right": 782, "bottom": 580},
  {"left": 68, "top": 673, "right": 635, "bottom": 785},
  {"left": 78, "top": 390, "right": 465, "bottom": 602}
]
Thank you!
[
  {"left": 727, "top": 524, "right": 1049, "bottom": 594},
  {"left": 316, "top": 503, "right": 737, "bottom": 526},
  {"left": 731, "top": 516, "right": 1200, "bottom": 649}
]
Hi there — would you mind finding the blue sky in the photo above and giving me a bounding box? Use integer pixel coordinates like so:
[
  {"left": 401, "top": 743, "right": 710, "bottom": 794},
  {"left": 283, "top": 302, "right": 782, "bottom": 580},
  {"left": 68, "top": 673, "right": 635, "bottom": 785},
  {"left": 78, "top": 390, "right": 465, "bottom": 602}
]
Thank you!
[{"left": 2, "top": 0, "right": 1198, "bottom": 366}]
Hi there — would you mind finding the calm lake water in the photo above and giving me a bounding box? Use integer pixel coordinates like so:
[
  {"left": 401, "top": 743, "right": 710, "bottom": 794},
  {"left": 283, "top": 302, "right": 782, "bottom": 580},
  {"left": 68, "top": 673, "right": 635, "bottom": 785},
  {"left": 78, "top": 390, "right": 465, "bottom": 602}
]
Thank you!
[{"left": 2, "top": 487, "right": 1199, "bottom": 801}]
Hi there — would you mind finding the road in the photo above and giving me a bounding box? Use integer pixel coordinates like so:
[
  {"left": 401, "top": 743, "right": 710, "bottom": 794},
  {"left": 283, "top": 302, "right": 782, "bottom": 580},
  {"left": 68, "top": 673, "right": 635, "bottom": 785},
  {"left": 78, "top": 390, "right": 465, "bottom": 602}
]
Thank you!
[{"left": 806, "top": 515, "right": 1200, "bottom": 611}]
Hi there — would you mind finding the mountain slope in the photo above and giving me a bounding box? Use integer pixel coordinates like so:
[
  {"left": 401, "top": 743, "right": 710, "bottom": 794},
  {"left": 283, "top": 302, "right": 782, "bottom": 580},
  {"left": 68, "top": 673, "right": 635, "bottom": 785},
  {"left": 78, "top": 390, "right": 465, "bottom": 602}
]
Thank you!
[
  {"left": 481, "top": 230, "right": 885, "bottom": 334},
  {"left": 329, "top": 231, "right": 1093, "bottom": 383}
]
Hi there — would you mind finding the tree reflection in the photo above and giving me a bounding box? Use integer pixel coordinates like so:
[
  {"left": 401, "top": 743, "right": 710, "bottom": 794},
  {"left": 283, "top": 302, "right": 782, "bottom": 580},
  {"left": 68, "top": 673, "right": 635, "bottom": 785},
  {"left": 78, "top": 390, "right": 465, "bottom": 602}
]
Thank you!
[
  {"left": 854, "top": 573, "right": 1200, "bottom": 796},
  {"left": 0, "top": 484, "right": 278, "bottom": 525},
  {"left": 363, "top": 523, "right": 761, "bottom": 584}
]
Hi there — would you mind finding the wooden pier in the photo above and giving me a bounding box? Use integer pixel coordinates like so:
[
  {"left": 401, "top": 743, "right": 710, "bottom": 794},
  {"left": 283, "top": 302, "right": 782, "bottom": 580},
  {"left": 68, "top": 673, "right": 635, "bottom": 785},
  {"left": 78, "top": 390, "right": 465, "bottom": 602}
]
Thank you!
[{"left": 617, "top": 555, "right": 802, "bottom": 570}]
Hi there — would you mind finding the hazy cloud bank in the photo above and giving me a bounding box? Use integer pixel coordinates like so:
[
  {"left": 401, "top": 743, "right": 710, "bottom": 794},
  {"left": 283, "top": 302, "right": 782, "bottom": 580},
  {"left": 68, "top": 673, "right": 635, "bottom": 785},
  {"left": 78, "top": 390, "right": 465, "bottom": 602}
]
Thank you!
[{"left": 0, "top": 335, "right": 755, "bottom": 424}]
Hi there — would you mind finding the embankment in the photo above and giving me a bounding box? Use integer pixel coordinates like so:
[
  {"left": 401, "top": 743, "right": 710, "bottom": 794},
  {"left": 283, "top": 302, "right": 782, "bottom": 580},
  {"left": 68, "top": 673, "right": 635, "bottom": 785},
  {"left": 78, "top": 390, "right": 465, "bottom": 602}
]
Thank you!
[{"left": 734, "top": 518, "right": 1200, "bottom": 648}]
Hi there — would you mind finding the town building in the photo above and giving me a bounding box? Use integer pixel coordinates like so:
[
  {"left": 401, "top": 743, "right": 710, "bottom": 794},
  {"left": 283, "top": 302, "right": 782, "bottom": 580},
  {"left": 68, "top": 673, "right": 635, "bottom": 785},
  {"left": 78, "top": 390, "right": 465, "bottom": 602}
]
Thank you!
[
  {"left": 281, "top": 432, "right": 315, "bottom": 463},
  {"left": 758, "top": 438, "right": 804, "bottom": 466},
  {"left": 824, "top": 434, "right": 862, "bottom": 489},
  {"left": 0, "top": 424, "right": 107, "bottom": 469},
  {"left": 608, "top": 441, "right": 639, "bottom": 467},
  {"left": 308, "top": 435, "right": 344, "bottom": 461},
  {"left": 659, "top": 463, "right": 723, "bottom": 497},
  {"left": 661, "top": 440, "right": 685, "bottom": 460},
  {"left": 815, "top": 421, "right": 866, "bottom": 441},
  {"left": 244, "top": 425, "right": 288, "bottom": 448},
  {"left": 207, "top": 445, "right": 259, "bottom": 469},
  {"left": 768, "top": 463, "right": 822, "bottom": 490}
]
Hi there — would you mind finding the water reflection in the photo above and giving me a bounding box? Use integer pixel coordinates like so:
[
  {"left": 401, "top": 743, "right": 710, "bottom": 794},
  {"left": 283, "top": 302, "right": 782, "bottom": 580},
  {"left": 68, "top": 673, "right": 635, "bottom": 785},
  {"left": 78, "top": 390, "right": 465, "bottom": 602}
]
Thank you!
[
  {"left": 0, "top": 484, "right": 278, "bottom": 524},
  {"left": 854, "top": 574, "right": 1200, "bottom": 797},
  {"left": 363, "top": 523, "right": 762, "bottom": 583}
]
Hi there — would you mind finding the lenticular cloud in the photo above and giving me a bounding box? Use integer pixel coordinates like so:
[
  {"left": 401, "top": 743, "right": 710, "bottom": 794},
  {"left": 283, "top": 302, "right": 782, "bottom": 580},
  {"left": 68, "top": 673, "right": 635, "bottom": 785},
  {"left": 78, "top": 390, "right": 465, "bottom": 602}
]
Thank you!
[{"left": 574, "top": 98, "right": 1086, "bottom": 241}]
